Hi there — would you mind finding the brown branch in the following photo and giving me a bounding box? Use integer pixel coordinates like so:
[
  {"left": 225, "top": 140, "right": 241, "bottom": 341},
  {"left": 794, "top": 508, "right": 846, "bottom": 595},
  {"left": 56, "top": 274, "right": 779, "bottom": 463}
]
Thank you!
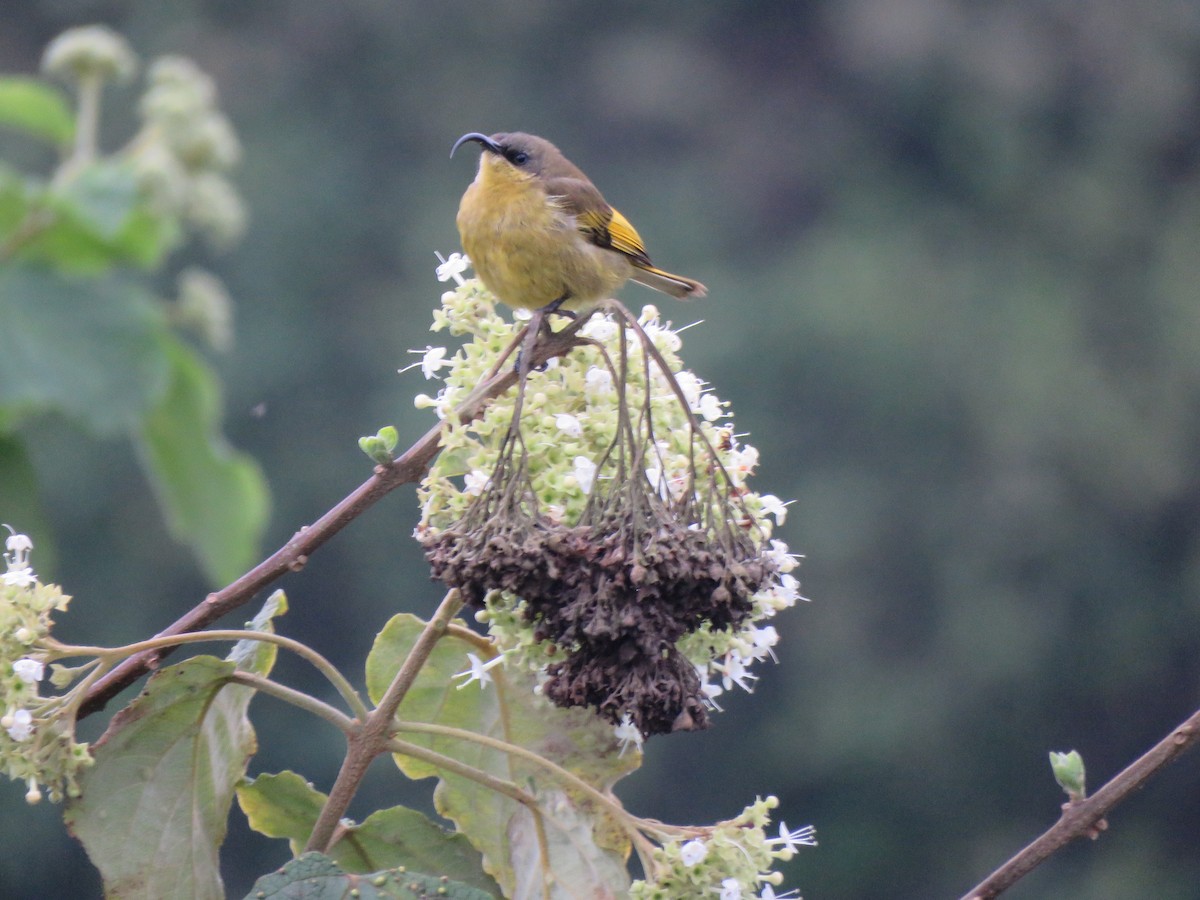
[
  {"left": 79, "top": 317, "right": 591, "bottom": 718},
  {"left": 961, "top": 704, "right": 1200, "bottom": 899},
  {"left": 304, "top": 588, "right": 464, "bottom": 854}
]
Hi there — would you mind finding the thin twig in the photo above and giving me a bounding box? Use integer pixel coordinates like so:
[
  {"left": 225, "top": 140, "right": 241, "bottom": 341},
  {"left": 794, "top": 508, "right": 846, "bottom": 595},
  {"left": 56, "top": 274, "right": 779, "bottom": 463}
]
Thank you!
[
  {"left": 61, "top": 628, "right": 367, "bottom": 720},
  {"left": 228, "top": 670, "right": 356, "bottom": 734},
  {"left": 79, "top": 319, "right": 589, "bottom": 718},
  {"left": 960, "top": 703, "right": 1200, "bottom": 899}
]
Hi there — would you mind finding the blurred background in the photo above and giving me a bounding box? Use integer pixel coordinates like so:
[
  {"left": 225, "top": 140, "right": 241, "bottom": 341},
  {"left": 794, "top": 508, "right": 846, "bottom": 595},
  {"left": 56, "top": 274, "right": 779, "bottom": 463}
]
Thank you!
[{"left": 3, "top": 1, "right": 1200, "bottom": 897}]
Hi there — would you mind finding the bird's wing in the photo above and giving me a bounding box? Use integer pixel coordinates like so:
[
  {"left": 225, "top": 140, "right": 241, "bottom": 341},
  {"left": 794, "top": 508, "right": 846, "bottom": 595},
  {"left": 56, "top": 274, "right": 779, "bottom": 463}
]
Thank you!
[{"left": 546, "top": 176, "right": 653, "bottom": 267}]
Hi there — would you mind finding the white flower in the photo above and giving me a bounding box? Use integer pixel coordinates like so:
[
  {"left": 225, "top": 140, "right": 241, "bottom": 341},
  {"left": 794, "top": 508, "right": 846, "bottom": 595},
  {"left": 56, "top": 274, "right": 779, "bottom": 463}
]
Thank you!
[
  {"left": 726, "top": 445, "right": 760, "bottom": 484},
  {"left": 580, "top": 315, "right": 617, "bottom": 341},
  {"left": 2, "top": 567, "right": 35, "bottom": 588},
  {"left": 719, "top": 878, "right": 742, "bottom": 900},
  {"left": 5, "top": 529, "right": 33, "bottom": 558},
  {"left": 614, "top": 713, "right": 644, "bottom": 756},
  {"left": 758, "top": 494, "right": 791, "bottom": 526},
  {"left": 554, "top": 413, "right": 583, "bottom": 437},
  {"left": 463, "top": 470, "right": 490, "bottom": 496},
  {"left": 698, "top": 667, "right": 725, "bottom": 711},
  {"left": 584, "top": 366, "right": 614, "bottom": 396},
  {"left": 3, "top": 527, "right": 35, "bottom": 585},
  {"left": 463, "top": 470, "right": 489, "bottom": 495},
  {"left": 4, "top": 709, "right": 34, "bottom": 742},
  {"left": 679, "top": 838, "right": 707, "bottom": 867},
  {"left": 414, "top": 386, "right": 458, "bottom": 420},
  {"left": 757, "top": 884, "right": 800, "bottom": 899},
  {"left": 400, "top": 346, "right": 451, "bottom": 380},
  {"left": 766, "top": 574, "right": 805, "bottom": 607},
  {"left": 435, "top": 251, "right": 471, "bottom": 285},
  {"left": 573, "top": 456, "right": 597, "bottom": 494},
  {"left": 12, "top": 658, "right": 44, "bottom": 684},
  {"left": 452, "top": 652, "right": 504, "bottom": 690},
  {"left": 674, "top": 371, "right": 704, "bottom": 409},
  {"left": 762, "top": 539, "right": 800, "bottom": 573},
  {"left": 718, "top": 652, "right": 758, "bottom": 693},
  {"left": 697, "top": 392, "right": 724, "bottom": 422},
  {"left": 769, "top": 821, "right": 818, "bottom": 855},
  {"left": 745, "top": 625, "right": 780, "bottom": 662}
]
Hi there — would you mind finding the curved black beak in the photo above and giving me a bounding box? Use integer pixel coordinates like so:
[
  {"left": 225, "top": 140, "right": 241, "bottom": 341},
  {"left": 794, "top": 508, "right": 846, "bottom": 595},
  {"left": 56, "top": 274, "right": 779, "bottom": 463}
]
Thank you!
[{"left": 450, "top": 132, "right": 502, "bottom": 158}]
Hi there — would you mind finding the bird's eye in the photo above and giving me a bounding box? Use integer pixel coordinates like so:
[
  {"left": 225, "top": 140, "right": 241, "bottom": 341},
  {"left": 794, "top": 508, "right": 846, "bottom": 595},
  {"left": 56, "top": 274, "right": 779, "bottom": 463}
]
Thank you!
[{"left": 509, "top": 150, "right": 529, "bottom": 166}]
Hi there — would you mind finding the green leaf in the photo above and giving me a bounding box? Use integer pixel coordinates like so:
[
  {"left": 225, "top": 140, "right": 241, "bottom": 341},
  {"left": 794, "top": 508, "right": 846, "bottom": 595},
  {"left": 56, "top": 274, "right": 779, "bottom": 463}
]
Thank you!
[
  {"left": 237, "top": 770, "right": 325, "bottom": 854},
  {"left": 136, "top": 338, "right": 269, "bottom": 585},
  {"left": 0, "top": 164, "right": 33, "bottom": 240},
  {"left": 0, "top": 77, "right": 74, "bottom": 144},
  {"left": 65, "top": 655, "right": 263, "bottom": 900},
  {"left": 237, "top": 772, "right": 502, "bottom": 897},
  {"left": 12, "top": 162, "right": 177, "bottom": 271},
  {"left": 365, "top": 615, "right": 637, "bottom": 898},
  {"left": 244, "top": 853, "right": 495, "bottom": 900},
  {"left": 52, "top": 161, "right": 140, "bottom": 239},
  {"left": 113, "top": 204, "right": 182, "bottom": 268},
  {"left": 0, "top": 265, "right": 170, "bottom": 433}
]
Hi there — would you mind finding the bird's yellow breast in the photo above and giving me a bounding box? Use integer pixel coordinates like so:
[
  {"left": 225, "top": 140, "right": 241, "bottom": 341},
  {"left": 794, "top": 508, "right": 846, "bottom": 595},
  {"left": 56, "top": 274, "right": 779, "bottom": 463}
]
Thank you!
[{"left": 456, "top": 158, "right": 631, "bottom": 310}]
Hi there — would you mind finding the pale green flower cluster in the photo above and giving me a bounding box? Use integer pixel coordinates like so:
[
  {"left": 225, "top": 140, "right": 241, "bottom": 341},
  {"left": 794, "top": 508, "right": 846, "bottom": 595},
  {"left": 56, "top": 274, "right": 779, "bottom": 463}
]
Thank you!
[
  {"left": 42, "top": 25, "right": 137, "bottom": 84},
  {"left": 0, "top": 531, "right": 90, "bottom": 804},
  {"left": 131, "top": 54, "right": 246, "bottom": 247},
  {"left": 414, "top": 261, "right": 805, "bottom": 716},
  {"left": 39, "top": 26, "right": 243, "bottom": 342},
  {"left": 175, "top": 266, "right": 234, "bottom": 352},
  {"left": 630, "top": 796, "right": 812, "bottom": 899}
]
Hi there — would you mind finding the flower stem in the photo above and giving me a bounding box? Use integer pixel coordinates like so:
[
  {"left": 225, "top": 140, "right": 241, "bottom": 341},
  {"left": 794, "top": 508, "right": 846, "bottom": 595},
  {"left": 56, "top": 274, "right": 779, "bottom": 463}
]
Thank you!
[
  {"left": 54, "top": 629, "right": 367, "bottom": 720},
  {"left": 228, "top": 671, "right": 355, "bottom": 733}
]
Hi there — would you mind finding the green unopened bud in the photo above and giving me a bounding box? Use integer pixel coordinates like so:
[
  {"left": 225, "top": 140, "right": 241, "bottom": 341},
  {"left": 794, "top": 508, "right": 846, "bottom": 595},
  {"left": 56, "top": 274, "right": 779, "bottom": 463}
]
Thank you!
[
  {"left": 359, "top": 427, "right": 399, "bottom": 464},
  {"left": 48, "top": 664, "right": 79, "bottom": 690},
  {"left": 42, "top": 25, "right": 137, "bottom": 84},
  {"left": 1049, "top": 749, "right": 1086, "bottom": 801}
]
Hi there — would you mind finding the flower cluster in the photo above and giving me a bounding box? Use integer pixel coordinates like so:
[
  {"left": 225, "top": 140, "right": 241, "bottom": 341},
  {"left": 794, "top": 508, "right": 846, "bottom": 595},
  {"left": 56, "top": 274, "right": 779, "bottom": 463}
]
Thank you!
[
  {"left": 132, "top": 54, "right": 246, "bottom": 247},
  {"left": 42, "top": 25, "right": 137, "bottom": 84},
  {"left": 414, "top": 260, "right": 805, "bottom": 741},
  {"left": 1, "top": 529, "right": 90, "bottom": 803},
  {"left": 630, "top": 796, "right": 814, "bottom": 898},
  {"left": 39, "top": 26, "right": 244, "bottom": 347}
]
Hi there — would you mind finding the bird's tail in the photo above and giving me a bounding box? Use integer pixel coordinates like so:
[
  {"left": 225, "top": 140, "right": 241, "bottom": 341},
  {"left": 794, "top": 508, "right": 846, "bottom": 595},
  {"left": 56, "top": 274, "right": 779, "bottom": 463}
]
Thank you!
[{"left": 630, "top": 263, "right": 708, "bottom": 300}]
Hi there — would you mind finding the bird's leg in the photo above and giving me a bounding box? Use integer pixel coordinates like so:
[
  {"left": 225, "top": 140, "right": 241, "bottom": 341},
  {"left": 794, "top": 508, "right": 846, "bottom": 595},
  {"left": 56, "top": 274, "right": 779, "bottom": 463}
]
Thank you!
[
  {"left": 537, "top": 294, "right": 577, "bottom": 322},
  {"left": 514, "top": 294, "right": 574, "bottom": 372},
  {"left": 515, "top": 309, "right": 543, "bottom": 381}
]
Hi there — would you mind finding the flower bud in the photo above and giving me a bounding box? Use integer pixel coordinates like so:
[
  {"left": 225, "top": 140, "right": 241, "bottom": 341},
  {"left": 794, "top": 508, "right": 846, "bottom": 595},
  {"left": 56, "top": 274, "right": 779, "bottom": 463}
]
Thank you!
[{"left": 1050, "top": 749, "right": 1086, "bottom": 800}]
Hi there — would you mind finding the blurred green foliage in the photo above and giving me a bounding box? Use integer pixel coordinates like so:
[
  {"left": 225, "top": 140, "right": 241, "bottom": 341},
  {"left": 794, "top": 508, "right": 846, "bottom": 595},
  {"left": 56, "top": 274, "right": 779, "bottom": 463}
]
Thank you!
[
  {"left": 1, "top": 2, "right": 1199, "bottom": 898},
  {"left": 0, "top": 26, "right": 267, "bottom": 586}
]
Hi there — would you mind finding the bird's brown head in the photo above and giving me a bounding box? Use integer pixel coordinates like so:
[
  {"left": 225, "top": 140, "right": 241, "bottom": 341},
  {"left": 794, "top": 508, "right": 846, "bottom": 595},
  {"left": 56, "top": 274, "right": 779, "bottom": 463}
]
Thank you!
[{"left": 450, "top": 131, "right": 588, "bottom": 184}]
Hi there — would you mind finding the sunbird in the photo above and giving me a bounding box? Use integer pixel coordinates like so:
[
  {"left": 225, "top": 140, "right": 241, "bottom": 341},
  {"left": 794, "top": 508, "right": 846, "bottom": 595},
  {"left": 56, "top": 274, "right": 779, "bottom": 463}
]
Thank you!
[{"left": 451, "top": 131, "right": 707, "bottom": 314}]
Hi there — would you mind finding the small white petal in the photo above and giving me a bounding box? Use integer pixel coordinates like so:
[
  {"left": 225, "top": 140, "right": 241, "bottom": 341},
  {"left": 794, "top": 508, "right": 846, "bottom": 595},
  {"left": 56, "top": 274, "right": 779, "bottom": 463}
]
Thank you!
[
  {"left": 555, "top": 413, "right": 583, "bottom": 437},
  {"left": 573, "top": 456, "right": 597, "bottom": 494},
  {"left": 679, "top": 838, "right": 707, "bottom": 867},
  {"left": 6, "top": 709, "right": 34, "bottom": 741},
  {"left": 12, "top": 658, "right": 44, "bottom": 684}
]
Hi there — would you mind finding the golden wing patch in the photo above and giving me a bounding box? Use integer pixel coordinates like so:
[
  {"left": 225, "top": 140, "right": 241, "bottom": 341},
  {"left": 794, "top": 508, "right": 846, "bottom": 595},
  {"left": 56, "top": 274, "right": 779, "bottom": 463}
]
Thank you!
[
  {"left": 547, "top": 175, "right": 654, "bottom": 266},
  {"left": 600, "top": 206, "right": 652, "bottom": 265}
]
